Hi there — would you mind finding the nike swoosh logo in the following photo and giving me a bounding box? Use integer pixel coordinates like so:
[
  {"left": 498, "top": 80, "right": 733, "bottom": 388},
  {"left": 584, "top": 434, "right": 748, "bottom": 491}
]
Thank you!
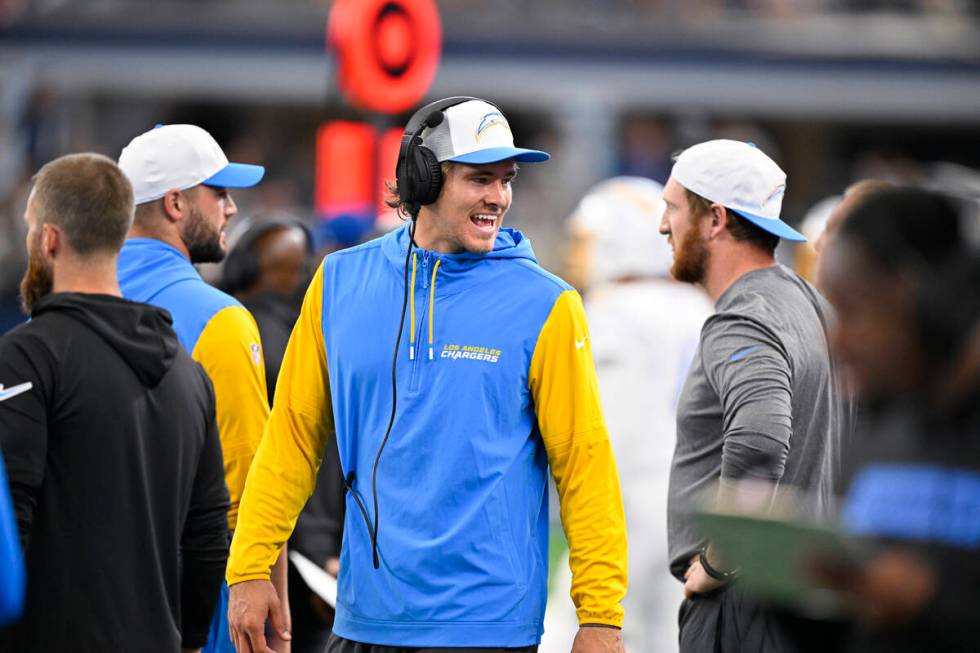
[
  {"left": 0, "top": 382, "right": 33, "bottom": 403},
  {"left": 575, "top": 337, "right": 588, "bottom": 350},
  {"left": 729, "top": 345, "right": 760, "bottom": 362}
]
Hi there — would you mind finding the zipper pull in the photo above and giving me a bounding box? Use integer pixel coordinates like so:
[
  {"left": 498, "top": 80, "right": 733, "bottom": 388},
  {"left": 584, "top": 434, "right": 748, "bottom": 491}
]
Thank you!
[{"left": 421, "top": 251, "right": 430, "bottom": 289}]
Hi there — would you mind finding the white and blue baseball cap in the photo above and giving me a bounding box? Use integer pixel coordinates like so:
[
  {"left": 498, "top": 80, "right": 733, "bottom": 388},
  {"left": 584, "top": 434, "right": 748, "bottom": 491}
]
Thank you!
[
  {"left": 421, "top": 100, "right": 550, "bottom": 165},
  {"left": 671, "top": 139, "right": 805, "bottom": 242},
  {"left": 118, "top": 124, "right": 265, "bottom": 205}
]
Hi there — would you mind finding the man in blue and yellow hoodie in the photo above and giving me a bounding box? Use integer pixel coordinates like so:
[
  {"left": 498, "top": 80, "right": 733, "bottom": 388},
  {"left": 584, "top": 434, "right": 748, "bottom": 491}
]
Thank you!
[
  {"left": 227, "top": 99, "right": 628, "bottom": 653},
  {"left": 116, "top": 125, "right": 289, "bottom": 653}
]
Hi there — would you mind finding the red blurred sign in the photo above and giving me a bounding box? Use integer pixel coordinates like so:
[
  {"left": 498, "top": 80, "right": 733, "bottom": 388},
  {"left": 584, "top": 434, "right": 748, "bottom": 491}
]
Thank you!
[
  {"left": 376, "top": 126, "right": 405, "bottom": 229},
  {"left": 315, "top": 121, "right": 376, "bottom": 217},
  {"left": 328, "top": 0, "right": 442, "bottom": 115}
]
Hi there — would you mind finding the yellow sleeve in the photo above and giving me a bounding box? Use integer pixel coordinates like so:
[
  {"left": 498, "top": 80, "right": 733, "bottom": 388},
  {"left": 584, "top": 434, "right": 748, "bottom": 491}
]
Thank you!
[
  {"left": 227, "top": 263, "right": 333, "bottom": 584},
  {"left": 192, "top": 305, "right": 271, "bottom": 530},
  {"left": 529, "top": 289, "right": 628, "bottom": 627}
]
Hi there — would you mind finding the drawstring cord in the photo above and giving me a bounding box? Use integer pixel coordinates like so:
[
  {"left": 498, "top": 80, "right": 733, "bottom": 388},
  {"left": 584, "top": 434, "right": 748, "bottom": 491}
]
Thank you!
[
  {"left": 409, "top": 253, "right": 418, "bottom": 361},
  {"left": 428, "top": 259, "right": 441, "bottom": 360}
]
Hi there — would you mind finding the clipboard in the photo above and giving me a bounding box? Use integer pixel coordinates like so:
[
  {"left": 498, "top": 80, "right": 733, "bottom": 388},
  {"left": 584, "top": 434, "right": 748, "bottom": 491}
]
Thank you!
[{"left": 693, "top": 510, "right": 858, "bottom": 616}]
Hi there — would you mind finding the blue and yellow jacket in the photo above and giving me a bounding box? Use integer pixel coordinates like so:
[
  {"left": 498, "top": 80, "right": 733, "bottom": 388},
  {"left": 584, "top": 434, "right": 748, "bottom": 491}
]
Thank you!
[
  {"left": 228, "top": 225, "right": 627, "bottom": 647},
  {"left": 118, "top": 238, "right": 269, "bottom": 530}
]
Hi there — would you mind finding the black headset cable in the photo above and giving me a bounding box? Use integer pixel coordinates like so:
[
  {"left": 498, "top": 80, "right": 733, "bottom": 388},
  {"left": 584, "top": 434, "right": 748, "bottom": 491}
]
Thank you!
[{"left": 356, "top": 216, "right": 417, "bottom": 569}]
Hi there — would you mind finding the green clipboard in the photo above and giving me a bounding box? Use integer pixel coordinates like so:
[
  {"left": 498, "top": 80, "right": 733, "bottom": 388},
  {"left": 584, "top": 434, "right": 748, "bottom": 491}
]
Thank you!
[{"left": 693, "top": 510, "right": 857, "bottom": 617}]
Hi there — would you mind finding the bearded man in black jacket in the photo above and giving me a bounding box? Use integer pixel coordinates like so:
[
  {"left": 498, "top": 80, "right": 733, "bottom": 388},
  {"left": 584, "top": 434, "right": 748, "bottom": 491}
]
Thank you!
[{"left": 0, "top": 153, "right": 230, "bottom": 652}]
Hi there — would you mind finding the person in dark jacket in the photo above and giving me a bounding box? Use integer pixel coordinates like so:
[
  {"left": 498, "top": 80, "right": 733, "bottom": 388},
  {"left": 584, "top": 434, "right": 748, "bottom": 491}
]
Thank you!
[
  {"left": 818, "top": 187, "right": 980, "bottom": 653},
  {"left": 0, "top": 153, "right": 230, "bottom": 652},
  {"left": 222, "top": 217, "right": 345, "bottom": 653}
]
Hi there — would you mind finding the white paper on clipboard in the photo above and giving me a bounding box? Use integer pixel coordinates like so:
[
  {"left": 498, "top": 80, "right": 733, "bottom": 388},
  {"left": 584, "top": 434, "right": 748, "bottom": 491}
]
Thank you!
[{"left": 288, "top": 550, "right": 338, "bottom": 608}]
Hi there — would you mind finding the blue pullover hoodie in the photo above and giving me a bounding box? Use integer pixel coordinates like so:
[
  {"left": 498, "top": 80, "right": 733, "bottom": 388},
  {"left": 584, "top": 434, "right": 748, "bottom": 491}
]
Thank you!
[{"left": 228, "top": 224, "right": 628, "bottom": 647}]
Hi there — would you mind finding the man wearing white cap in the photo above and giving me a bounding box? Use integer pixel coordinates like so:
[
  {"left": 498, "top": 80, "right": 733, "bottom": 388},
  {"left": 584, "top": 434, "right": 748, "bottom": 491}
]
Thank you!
[
  {"left": 543, "top": 177, "right": 712, "bottom": 653},
  {"left": 116, "top": 125, "right": 288, "bottom": 653},
  {"left": 660, "top": 140, "right": 847, "bottom": 651},
  {"left": 225, "top": 97, "right": 628, "bottom": 653}
]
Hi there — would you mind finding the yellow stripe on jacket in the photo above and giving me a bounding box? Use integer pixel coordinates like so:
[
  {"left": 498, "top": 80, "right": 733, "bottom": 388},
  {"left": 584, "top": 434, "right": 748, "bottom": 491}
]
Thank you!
[
  {"left": 529, "top": 289, "right": 628, "bottom": 627},
  {"left": 191, "top": 305, "right": 271, "bottom": 530},
  {"left": 228, "top": 263, "right": 332, "bottom": 583}
]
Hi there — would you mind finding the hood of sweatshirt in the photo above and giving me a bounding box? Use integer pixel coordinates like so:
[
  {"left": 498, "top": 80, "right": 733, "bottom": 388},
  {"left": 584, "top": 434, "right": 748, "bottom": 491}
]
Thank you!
[
  {"left": 31, "top": 293, "right": 178, "bottom": 388},
  {"left": 380, "top": 224, "right": 538, "bottom": 293}
]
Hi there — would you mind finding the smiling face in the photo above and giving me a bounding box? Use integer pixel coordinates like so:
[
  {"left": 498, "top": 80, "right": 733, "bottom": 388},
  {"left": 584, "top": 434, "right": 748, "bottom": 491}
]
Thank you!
[{"left": 415, "top": 161, "right": 516, "bottom": 255}]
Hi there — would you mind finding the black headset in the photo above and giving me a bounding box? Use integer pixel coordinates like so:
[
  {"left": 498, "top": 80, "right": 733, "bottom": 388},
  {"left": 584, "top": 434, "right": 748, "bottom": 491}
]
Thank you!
[
  {"left": 220, "top": 217, "right": 314, "bottom": 296},
  {"left": 395, "top": 95, "right": 500, "bottom": 219},
  {"left": 346, "top": 96, "right": 499, "bottom": 571}
]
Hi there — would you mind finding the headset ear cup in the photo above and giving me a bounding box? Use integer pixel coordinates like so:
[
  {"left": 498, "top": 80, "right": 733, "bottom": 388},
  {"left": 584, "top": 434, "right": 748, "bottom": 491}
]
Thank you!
[
  {"left": 221, "top": 244, "right": 258, "bottom": 295},
  {"left": 415, "top": 147, "right": 443, "bottom": 206},
  {"left": 401, "top": 144, "right": 442, "bottom": 207},
  {"left": 396, "top": 137, "right": 414, "bottom": 206}
]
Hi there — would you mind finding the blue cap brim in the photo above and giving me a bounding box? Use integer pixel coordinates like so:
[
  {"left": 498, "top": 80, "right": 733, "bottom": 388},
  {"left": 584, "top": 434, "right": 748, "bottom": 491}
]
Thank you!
[
  {"left": 448, "top": 147, "right": 550, "bottom": 164},
  {"left": 731, "top": 208, "right": 807, "bottom": 242},
  {"left": 203, "top": 162, "right": 265, "bottom": 189}
]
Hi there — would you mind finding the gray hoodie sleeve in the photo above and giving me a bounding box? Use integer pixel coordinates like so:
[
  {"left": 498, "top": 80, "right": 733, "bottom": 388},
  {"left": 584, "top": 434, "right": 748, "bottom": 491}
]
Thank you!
[{"left": 700, "top": 314, "right": 792, "bottom": 483}]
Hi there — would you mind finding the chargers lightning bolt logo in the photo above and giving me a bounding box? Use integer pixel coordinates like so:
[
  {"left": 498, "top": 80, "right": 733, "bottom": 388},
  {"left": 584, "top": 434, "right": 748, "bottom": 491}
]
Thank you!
[{"left": 475, "top": 112, "right": 510, "bottom": 141}]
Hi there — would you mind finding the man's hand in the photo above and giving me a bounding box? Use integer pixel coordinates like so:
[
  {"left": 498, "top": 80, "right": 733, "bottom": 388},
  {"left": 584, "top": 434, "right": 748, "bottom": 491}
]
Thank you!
[
  {"left": 570, "top": 626, "right": 625, "bottom": 652},
  {"left": 808, "top": 549, "right": 935, "bottom": 626},
  {"left": 807, "top": 549, "right": 936, "bottom": 626},
  {"left": 849, "top": 550, "right": 936, "bottom": 625},
  {"left": 683, "top": 554, "right": 725, "bottom": 599},
  {"left": 228, "top": 579, "right": 292, "bottom": 653}
]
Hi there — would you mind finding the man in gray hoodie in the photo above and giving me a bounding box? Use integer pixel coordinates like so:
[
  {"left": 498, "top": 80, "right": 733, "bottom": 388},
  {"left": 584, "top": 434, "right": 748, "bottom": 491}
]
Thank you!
[{"left": 660, "top": 140, "right": 847, "bottom": 652}]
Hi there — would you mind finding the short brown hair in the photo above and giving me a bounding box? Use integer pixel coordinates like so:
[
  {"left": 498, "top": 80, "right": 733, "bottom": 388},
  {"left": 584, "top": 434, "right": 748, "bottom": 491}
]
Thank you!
[
  {"left": 32, "top": 153, "right": 134, "bottom": 256},
  {"left": 683, "top": 188, "right": 779, "bottom": 254},
  {"left": 843, "top": 178, "right": 893, "bottom": 205},
  {"left": 820, "top": 178, "right": 894, "bottom": 249}
]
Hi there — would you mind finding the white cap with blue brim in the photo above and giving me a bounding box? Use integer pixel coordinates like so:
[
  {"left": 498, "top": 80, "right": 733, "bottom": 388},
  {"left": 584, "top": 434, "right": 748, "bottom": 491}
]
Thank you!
[
  {"left": 421, "top": 100, "right": 550, "bottom": 165},
  {"left": 119, "top": 124, "right": 265, "bottom": 205},
  {"left": 671, "top": 139, "right": 806, "bottom": 242}
]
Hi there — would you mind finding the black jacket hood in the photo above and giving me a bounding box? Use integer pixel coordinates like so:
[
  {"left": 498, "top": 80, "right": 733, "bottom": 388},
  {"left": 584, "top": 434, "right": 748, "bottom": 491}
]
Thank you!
[{"left": 32, "top": 293, "right": 178, "bottom": 388}]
